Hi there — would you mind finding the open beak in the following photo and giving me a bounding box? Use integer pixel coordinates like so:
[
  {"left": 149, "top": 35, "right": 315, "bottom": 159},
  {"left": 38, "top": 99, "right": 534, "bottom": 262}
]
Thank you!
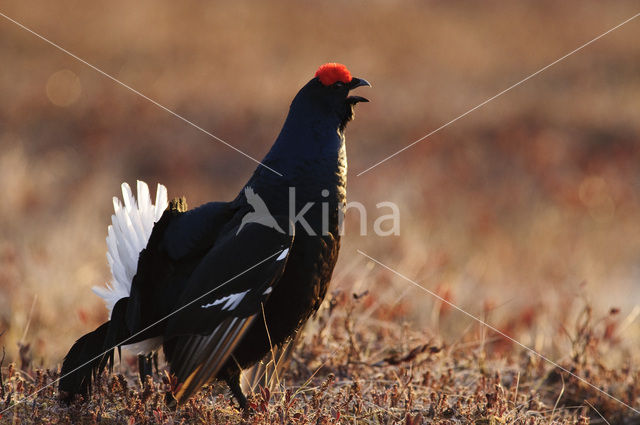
[{"left": 347, "top": 77, "right": 371, "bottom": 103}]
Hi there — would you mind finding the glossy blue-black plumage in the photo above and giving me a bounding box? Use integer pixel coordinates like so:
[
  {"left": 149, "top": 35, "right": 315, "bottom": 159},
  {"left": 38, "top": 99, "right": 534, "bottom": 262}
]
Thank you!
[{"left": 59, "top": 71, "right": 369, "bottom": 407}]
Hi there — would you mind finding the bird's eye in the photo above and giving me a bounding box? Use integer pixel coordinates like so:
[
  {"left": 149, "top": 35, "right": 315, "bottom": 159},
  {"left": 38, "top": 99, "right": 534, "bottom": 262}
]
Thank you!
[{"left": 334, "top": 81, "right": 345, "bottom": 88}]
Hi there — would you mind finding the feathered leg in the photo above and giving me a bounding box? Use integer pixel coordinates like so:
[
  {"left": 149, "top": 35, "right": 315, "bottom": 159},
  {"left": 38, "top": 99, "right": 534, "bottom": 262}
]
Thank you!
[
  {"left": 222, "top": 366, "right": 248, "bottom": 409},
  {"left": 226, "top": 373, "right": 248, "bottom": 409},
  {"left": 137, "top": 353, "right": 154, "bottom": 385}
]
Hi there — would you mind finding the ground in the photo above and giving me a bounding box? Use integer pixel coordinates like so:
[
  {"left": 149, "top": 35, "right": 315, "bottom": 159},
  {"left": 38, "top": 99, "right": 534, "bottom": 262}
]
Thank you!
[
  {"left": 1, "top": 296, "right": 638, "bottom": 423},
  {"left": 1, "top": 1, "right": 640, "bottom": 423}
]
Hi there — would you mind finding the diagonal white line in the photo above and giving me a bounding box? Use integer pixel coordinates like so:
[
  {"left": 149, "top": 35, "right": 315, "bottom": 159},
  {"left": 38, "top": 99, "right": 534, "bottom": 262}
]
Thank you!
[
  {"left": 585, "top": 400, "right": 612, "bottom": 425},
  {"left": 0, "top": 249, "right": 284, "bottom": 416},
  {"left": 356, "top": 249, "right": 640, "bottom": 417},
  {"left": 357, "top": 11, "right": 640, "bottom": 177},
  {"left": 0, "top": 11, "right": 283, "bottom": 177}
]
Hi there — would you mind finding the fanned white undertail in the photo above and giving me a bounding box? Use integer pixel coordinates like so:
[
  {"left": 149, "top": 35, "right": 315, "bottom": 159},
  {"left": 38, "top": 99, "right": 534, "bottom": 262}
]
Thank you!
[
  {"left": 90, "top": 180, "right": 299, "bottom": 368},
  {"left": 92, "top": 181, "right": 168, "bottom": 317}
]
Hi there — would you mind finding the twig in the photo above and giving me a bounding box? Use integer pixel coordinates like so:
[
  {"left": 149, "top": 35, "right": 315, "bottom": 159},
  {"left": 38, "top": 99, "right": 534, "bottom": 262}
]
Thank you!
[
  {"left": 551, "top": 373, "right": 566, "bottom": 420},
  {"left": 0, "top": 340, "right": 5, "bottom": 399},
  {"left": 20, "top": 295, "right": 38, "bottom": 344},
  {"left": 585, "top": 400, "right": 611, "bottom": 425},
  {"left": 260, "top": 303, "right": 280, "bottom": 390},
  {"left": 513, "top": 370, "right": 520, "bottom": 408}
]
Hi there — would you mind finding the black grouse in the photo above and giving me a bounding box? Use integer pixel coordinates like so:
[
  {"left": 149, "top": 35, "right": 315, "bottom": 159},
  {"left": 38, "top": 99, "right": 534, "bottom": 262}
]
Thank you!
[{"left": 59, "top": 63, "right": 370, "bottom": 407}]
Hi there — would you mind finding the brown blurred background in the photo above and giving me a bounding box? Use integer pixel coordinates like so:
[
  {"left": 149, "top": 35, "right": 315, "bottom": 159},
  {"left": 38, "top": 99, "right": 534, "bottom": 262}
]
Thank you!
[{"left": 1, "top": 0, "right": 639, "bottom": 367}]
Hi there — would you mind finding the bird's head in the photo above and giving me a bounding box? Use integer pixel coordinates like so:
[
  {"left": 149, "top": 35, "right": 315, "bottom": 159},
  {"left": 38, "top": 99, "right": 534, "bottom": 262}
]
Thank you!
[{"left": 292, "top": 63, "right": 370, "bottom": 132}]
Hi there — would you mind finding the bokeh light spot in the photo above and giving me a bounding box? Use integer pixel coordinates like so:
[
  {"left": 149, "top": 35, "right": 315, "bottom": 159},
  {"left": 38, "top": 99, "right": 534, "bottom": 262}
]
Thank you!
[{"left": 45, "top": 69, "right": 82, "bottom": 107}]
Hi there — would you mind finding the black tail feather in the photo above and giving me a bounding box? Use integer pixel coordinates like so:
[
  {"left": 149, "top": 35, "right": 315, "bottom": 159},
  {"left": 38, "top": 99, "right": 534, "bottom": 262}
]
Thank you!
[{"left": 59, "top": 322, "right": 113, "bottom": 402}]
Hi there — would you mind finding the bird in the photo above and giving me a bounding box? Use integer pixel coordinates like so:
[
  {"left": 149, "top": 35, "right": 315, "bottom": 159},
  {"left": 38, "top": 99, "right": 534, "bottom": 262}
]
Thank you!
[{"left": 59, "top": 63, "right": 370, "bottom": 408}]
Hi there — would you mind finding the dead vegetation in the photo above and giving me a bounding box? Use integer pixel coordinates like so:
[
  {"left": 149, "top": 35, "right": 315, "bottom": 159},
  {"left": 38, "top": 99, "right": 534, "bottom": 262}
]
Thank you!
[
  {"left": 1, "top": 1, "right": 640, "bottom": 423},
  {"left": 1, "top": 294, "right": 638, "bottom": 424}
]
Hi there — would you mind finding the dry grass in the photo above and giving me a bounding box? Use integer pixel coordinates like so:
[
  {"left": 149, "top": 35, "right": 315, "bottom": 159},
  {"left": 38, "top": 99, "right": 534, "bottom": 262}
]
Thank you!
[
  {"left": 1, "top": 0, "right": 640, "bottom": 423},
  {"left": 1, "top": 295, "right": 638, "bottom": 424}
]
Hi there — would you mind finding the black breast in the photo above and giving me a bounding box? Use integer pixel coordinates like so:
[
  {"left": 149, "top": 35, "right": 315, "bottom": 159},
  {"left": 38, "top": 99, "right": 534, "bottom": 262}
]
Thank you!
[{"left": 229, "top": 153, "right": 346, "bottom": 369}]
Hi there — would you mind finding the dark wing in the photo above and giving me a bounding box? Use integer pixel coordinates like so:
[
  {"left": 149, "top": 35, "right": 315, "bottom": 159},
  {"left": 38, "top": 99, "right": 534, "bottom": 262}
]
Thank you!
[
  {"left": 162, "top": 216, "right": 294, "bottom": 403},
  {"left": 123, "top": 198, "right": 237, "bottom": 333},
  {"left": 162, "top": 201, "right": 236, "bottom": 260}
]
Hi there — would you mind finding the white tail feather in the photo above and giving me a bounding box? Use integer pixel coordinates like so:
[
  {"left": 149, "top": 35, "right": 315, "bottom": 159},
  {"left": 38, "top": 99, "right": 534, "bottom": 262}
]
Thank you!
[{"left": 92, "top": 181, "right": 168, "bottom": 317}]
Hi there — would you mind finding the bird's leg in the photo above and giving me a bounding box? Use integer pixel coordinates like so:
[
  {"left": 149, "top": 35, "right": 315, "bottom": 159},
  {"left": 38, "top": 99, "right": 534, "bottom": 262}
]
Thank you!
[
  {"left": 164, "top": 391, "right": 178, "bottom": 410},
  {"left": 225, "top": 371, "right": 248, "bottom": 410},
  {"left": 137, "top": 353, "right": 154, "bottom": 385},
  {"left": 152, "top": 351, "right": 159, "bottom": 375}
]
